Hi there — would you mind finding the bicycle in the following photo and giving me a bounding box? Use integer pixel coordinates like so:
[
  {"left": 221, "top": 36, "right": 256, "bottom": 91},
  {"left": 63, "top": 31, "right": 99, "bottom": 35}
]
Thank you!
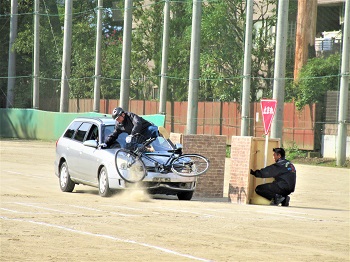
[{"left": 114, "top": 134, "right": 210, "bottom": 183}]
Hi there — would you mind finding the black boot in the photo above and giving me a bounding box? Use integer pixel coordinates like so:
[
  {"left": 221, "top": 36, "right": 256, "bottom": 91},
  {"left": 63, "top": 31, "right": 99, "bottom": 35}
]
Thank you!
[
  {"left": 271, "top": 194, "right": 285, "bottom": 206},
  {"left": 282, "top": 195, "right": 290, "bottom": 207}
]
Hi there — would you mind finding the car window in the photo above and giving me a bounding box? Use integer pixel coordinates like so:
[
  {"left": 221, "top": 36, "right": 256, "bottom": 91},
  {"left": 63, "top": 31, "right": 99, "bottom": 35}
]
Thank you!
[
  {"left": 151, "top": 137, "right": 174, "bottom": 151},
  {"left": 74, "top": 122, "right": 92, "bottom": 142},
  {"left": 86, "top": 124, "right": 99, "bottom": 141},
  {"left": 64, "top": 121, "right": 82, "bottom": 139},
  {"left": 117, "top": 132, "right": 128, "bottom": 148},
  {"left": 103, "top": 125, "right": 115, "bottom": 142}
]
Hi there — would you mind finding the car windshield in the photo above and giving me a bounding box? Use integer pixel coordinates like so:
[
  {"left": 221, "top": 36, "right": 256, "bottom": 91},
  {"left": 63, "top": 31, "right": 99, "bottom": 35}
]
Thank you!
[
  {"left": 102, "top": 125, "right": 174, "bottom": 151},
  {"left": 150, "top": 136, "right": 174, "bottom": 152}
]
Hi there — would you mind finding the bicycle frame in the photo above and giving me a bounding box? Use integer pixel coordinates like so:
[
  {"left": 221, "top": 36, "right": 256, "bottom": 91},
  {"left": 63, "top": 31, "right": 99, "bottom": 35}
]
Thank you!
[
  {"left": 115, "top": 133, "right": 209, "bottom": 183},
  {"left": 130, "top": 135, "right": 183, "bottom": 173},
  {"left": 140, "top": 151, "right": 181, "bottom": 173}
]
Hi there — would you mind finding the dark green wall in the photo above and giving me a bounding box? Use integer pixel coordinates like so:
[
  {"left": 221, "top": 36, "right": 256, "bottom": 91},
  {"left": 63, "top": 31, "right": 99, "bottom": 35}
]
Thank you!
[{"left": 0, "top": 109, "right": 165, "bottom": 141}]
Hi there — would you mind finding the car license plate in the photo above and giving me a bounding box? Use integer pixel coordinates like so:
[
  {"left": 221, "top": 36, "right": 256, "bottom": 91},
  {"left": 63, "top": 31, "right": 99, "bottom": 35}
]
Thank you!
[{"left": 152, "top": 177, "right": 171, "bottom": 182}]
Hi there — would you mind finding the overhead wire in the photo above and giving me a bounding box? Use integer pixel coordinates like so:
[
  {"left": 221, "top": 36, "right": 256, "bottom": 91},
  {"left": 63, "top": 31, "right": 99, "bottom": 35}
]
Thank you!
[{"left": 1, "top": 0, "right": 346, "bottom": 102}]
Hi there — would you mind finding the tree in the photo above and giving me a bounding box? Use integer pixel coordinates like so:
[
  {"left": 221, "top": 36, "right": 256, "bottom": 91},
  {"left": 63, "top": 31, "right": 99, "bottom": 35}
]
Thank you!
[
  {"left": 130, "top": 0, "right": 164, "bottom": 100},
  {"left": 294, "top": 53, "right": 341, "bottom": 110},
  {"left": 130, "top": 0, "right": 283, "bottom": 103},
  {"left": 1, "top": 0, "right": 303, "bottom": 109},
  {"left": 68, "top": 0, "right": 124, "bottom": 103},
  {"left": 1, "top": 0, "right": 37, "bottom": 108},
  {"left": 1, "top": 0, "right": 124, "bottom": 109},
  {"left": 199, "top": 0, "right": 246, "bottom": 102}
]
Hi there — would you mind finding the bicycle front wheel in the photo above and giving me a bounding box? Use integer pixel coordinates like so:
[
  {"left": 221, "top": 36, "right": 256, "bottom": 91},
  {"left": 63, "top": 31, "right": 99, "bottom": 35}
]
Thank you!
[
  {"left": 115, "top": 149, "right": 147, "bottom": 183},
  {"left": 170, "top": 154, "right": 209, "bottom": 177}
]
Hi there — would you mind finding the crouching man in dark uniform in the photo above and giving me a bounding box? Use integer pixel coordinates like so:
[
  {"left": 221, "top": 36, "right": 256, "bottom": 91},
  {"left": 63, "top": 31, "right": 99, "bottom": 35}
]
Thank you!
[{"left": 250, "top": 148, "right": 296, "bottom": 206}]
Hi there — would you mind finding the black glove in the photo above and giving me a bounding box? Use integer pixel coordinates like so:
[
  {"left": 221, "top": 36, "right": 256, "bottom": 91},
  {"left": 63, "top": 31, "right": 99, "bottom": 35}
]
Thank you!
[{"left": 250, "top": 169, "right": 256, "bottom": 176}]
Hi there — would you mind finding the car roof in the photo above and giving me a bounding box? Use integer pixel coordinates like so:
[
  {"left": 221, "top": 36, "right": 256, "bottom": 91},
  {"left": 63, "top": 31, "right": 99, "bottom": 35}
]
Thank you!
[{"left": 73, "top": 117, "right": 115, "bottom": 125}]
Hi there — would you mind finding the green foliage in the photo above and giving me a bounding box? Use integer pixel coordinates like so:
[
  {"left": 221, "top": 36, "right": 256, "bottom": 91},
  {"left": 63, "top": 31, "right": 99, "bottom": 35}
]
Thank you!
[
  {"left": 285, "top": 142, "right": 306, "bottom": 160},
  {"left": 199, "top": 0, "right": 245, "bottom": 101},
  {"left": 226, "top": 145, "right": 231, "bottom": 158},
  {"left": 250, "top": 0, "right": 278, "bottom": 101},
  {"left": 165, "top": 1, "right": 192, "bottom": 101},
  {"left": 4, "top": 0, "right": 340, "bottom": 111},
  {"left": 130, "top": 0, "right": 280, "bottom": 103},
  {"left": 131, "top": 0, "right": 165, "bottom": 100},
  {"left": 294, "top": 53, "right": 341, "bottom": 110},
  {"left": 1, "top": 0, "right": 281, "bottom": 107},
  {"left": 1, "top": 0, "right": 125, "bottom": 107}
]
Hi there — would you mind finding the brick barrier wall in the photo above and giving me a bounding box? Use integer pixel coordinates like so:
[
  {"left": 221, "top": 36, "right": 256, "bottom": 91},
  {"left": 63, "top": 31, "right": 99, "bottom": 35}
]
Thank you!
[
  {"left": 229, "top": 136, "right": 280, "bottom": 204},
  {"left": 228, "top": 136, "right": 253, "bottom": 204},
  {"left": 170, "top": 133, "right": 227, "bottom": 198}
]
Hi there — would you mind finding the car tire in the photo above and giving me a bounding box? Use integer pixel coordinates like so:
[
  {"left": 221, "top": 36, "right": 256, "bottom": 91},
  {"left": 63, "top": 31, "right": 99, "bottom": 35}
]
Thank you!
[
  {"left": 59, "top": 162, "right": 75, "bottom": 192},
  {"left": 177, "top": 191, "right": 194, "bottom": 201},
  {"left": 99, "top": 167, "right": 111, "bottom": 197}
]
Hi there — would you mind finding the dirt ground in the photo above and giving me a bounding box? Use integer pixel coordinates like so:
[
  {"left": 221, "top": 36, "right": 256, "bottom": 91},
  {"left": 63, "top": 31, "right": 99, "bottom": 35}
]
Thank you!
[{"left": 1, "top": 139, "right": 349, "bottom": 262}]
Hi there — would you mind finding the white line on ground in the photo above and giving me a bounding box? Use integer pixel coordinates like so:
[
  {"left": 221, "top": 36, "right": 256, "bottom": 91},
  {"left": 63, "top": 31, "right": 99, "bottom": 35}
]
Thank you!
[
  {"left": 255, "top": 210, "right": 326, "bottom": 222},
  {"left": 0, "top": 208, "right": 51, "bottom": 215},
  {"left": 3, "top": 170, "right": 47, "bottom": 179},
  {"left": 109, "top": 212, "right": 141, "bottom": 217},
  {"left": 0, "top": 216, "right": 212, "bottom": 262},
  {"left": 153, "top": 207, "right": 223, "bottom": 218},
  {"left": 101, "top": 204, "right": 143, "bottom": 211},
  {"left": 68, "top": 204, "right": 142, "bottom": 217},
  {"left": 13, "top": 202, "right": 77, "bottom": 215},
  {"left": 69, "top": 205, "right": 105, "bottom": 212}
]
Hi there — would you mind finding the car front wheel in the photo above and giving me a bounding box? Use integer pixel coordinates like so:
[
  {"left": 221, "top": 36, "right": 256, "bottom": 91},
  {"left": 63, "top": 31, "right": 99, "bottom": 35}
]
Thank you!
[
  {"left": 59, "top": 161, "right": 75, "bottom": 192},
  {"left": 177, "top": 191, "right": 194, "bottom": 201},
  {"left": 99, "top": 167, "right": 111, "bottom": 197}
]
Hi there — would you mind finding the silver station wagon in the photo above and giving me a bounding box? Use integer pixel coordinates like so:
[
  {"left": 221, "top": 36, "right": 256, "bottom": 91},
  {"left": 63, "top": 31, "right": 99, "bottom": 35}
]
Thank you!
[{"left": 54, "top": 117, "right": 197, "bottom": 200}]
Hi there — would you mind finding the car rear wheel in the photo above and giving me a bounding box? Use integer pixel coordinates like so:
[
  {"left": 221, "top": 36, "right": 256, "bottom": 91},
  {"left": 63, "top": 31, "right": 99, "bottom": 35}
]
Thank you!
[
  {"left": 177, "top": 191, "right": 194, "bottom": 201},
  {"left": 59, "top": 162, "right": 75, "bottom": 192},
  {"left": 99, "top": 167, "right": 111, "bottom": 197}
]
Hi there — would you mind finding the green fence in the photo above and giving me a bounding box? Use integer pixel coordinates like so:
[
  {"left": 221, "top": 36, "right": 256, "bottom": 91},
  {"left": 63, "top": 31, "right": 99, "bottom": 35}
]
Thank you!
[{"left": 0, "top": 109, "right": 165, "bottom": 141}]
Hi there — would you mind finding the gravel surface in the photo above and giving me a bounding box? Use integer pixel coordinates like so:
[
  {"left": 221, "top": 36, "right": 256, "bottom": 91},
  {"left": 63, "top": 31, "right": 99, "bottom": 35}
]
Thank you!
[{"left": 1, "top": 140, "right": 349, "bottom": 262}]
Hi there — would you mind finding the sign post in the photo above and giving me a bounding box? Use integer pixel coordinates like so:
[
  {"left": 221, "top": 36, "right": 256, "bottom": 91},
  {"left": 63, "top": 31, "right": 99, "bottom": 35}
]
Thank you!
[{"left": 260, "top": 99, "right": 277, "bottom": 170}]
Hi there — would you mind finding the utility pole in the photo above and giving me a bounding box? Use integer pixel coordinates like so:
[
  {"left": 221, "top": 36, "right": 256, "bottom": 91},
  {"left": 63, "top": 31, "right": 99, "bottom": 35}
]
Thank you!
[
  {"left": 336, "top": 0, "right": 350, "bottom": 166},
  {"left": 271, "top": 0, "right": 289, "bottom": 140},
  {"left": 33, "top": 0, "right": 40, "bottom": 109},
  {"left": 294, "top": 0, "right": 317, "bottom": 80},
  {"left": 159, "top": 0, "right": 170, "bottom": 115},
  {"left": 186, "top": 0, "right": 202, "bottom": 134},
  {"left": 93, "top": 0, "right": 103, "bottom": 112},
  {"left": 120, "top": 0, "right": 133, "bottom": 110},
  {"left": 6, "top": 0, "right": 18, "bottom": 108},
  {"left": 240, "top": 0, "right": 254, "bottom": 136},
  {"left": 59, "top": 0, "right": 73, "bottom": 112}
]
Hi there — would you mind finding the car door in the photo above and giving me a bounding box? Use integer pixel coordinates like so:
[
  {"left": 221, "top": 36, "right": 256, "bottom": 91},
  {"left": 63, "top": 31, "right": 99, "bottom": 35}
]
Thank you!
[
  {"left": 61, "top": 121, "right": 83, "bottom": 179},
  {"left": 78, "top": 123, "right": 100, "bottom": 185},
  {"left": 69, "top": 122, "right": 92, "bottom": 181}
]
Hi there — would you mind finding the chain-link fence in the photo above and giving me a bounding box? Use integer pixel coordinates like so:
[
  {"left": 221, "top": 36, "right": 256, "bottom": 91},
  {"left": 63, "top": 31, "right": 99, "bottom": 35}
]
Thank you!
[
  {"left": 1, "top": 0, "right": 346, "bottom": 107},
  {"left": 1, "top": 0, "right": 348, "bottom": 151}
]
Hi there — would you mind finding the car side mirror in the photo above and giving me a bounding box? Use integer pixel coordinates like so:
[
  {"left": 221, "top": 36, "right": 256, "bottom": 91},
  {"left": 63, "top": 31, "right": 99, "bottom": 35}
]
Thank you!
[
  {"left": 175, "top": 143, "right": 183, "bottom": 150},
  {"left": 83, "top": 140, "right": 98, "bottom": 148}
]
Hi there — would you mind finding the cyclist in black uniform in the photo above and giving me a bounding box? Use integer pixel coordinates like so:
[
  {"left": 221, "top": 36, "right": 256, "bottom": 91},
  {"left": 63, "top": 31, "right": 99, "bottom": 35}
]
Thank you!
[
  {"left": 105, "top": 107, "right": 160, "bottom": 148},
  {"left": 250, "top": 148, "right": 296, "bottom": 206}
]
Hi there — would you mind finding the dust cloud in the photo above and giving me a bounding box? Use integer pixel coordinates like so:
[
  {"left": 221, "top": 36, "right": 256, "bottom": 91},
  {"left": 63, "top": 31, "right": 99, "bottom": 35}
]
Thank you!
[{"left": 117, "top": 183, "right": 152, "bottom": 202}]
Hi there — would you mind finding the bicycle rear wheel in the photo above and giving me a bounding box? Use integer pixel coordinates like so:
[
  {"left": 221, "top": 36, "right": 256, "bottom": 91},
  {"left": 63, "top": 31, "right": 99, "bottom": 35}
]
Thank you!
[
  {"left": 170, "top": 154, "right": 209, "bottom": 177},
  {"left": 115, "top": 149, "right": 147, "bottom": 183}
]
